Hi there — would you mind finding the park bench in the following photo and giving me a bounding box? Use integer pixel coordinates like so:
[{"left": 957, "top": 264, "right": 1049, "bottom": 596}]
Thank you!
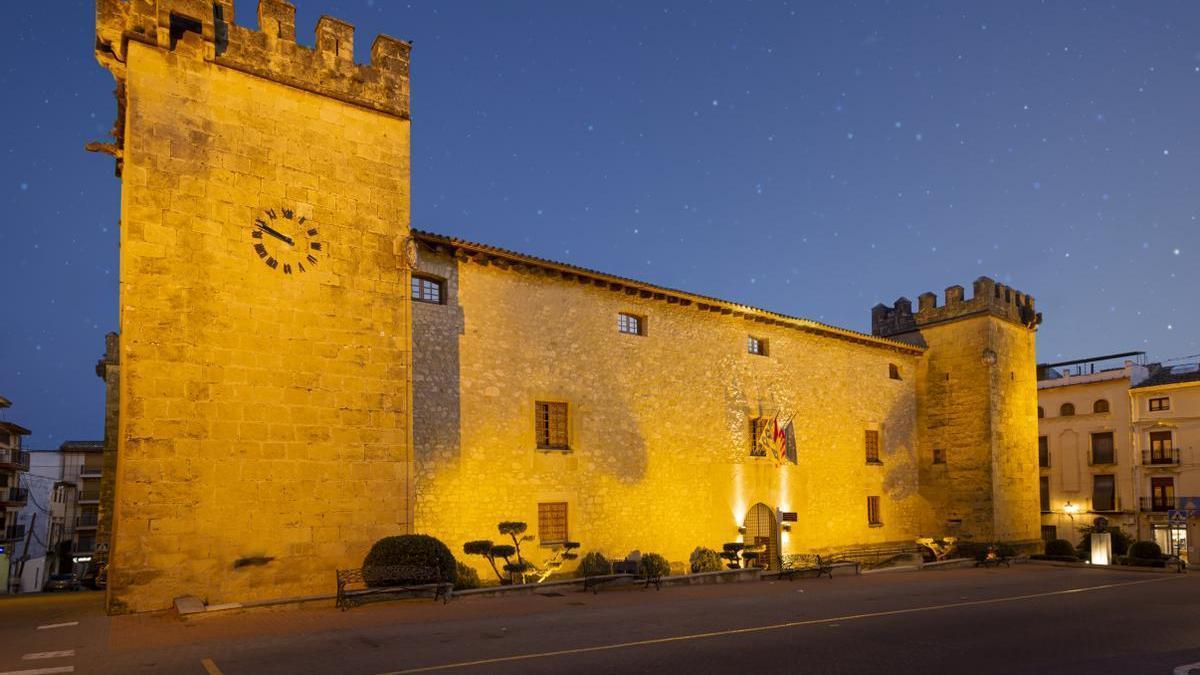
[
  {"left": 778, "top": 554, "right": 834, "bottom": 580},
  {"left": 335, "top": 564, "right": 452, "bottom": 610}
]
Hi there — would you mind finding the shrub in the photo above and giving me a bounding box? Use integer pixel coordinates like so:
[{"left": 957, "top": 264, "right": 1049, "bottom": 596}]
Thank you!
[
  {"left": 639, "top": 553, "right": 671, "bottom": 579},
  {"left": 1117, "top": 555, "right": 1166, "bottom": 568},
  {"left": 690, "top": 547, "right": 724, "bottom": 574},
  {"left": 1045, "top": 539, "right": 1076, "bottom": 557},
  {"left": 578, "top": 551, "right": 611, "bottom": 577},
  {"left": 455, "top": 560, "right": 481, "bottom": 589},
  {"left": 362, "top": 534, "right": 456, "bottom": 588},
  {"left": 1128, "top": 540, "right": 1163, "bottom": 560},
  {"left": 721, "top": 542, "right": 745, "bottom": 569}
]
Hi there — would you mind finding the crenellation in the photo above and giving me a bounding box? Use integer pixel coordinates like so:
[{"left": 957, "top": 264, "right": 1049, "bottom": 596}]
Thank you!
[
  {"left": 95, "top": 0, "right": 411, "bottom": 121},
  {"left": 872, "top": 276, "right": 1040, "bottom": 338}
]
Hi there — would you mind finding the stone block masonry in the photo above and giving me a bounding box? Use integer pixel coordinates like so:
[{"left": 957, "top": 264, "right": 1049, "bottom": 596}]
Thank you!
[{"left": 95, "top": 0, "right": 413, "bottom": 613}]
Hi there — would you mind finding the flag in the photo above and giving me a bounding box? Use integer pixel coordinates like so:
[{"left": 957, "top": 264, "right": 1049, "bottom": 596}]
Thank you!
[{"left": 757, "top": 414, "right": 796, "bottom": 467}]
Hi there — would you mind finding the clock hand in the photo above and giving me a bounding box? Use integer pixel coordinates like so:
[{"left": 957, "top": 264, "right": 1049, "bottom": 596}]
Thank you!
[{"left": 255, "top": 221, "right": 294, "bottom": 246}]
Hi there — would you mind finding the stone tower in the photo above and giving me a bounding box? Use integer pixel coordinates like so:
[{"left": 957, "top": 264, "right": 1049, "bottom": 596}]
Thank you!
[
  {"left": 873, "top": 277, "right": 1042, "bottom": 546},
  {"left": 93, "top": 0, "right": 413, "bottom": 613}
]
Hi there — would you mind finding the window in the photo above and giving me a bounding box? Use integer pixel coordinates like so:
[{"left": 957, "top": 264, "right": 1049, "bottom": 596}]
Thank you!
[
  {"left": 867, "top": 496, "right": 882, "bottom": 526},
  {"left": 865, "top": 430, "right": 881, "bottom": 464},
  {"left": 932, "top": 447, "right": 946, "bottom": 464},
  {"left": 1092, "top": 475, "right": 1116, "bottom": 512},
  {"left": 747, "top": 336, "right": 768, "bottom": 356},
  {"left": 617, "top": 313, "right": 644, "bottom": 336},
  {"left": 1059, "top": 403, "right": 1075, "bottom": 417},
  {"left": 888, "top": 363, "right": 901, "bottom": 380},
  {"left": 1040, "top": 476, "right": 1050, "bottom": 512},
  {"left": 538, "top": 502, "right": 568, "bottom": 544},
  {"left": 1149, "top": 430, "right": 1173, "bottom": 464},
  {"left": 1041, "top": 525, "right": 1057, "bottom": 542},
  {"left": 411, "top": 275, "right": 444, "bottom": 304},
  {"left": 1151, "top": 477, "right": 1175, "bottom": 512},
  {"left": 1037, "top": 406, "right": 1044, "bottom": 419},
  {"left": 535, "top": 402, "right": 569, "bottom": 450},
  {"left": 1093, "top": 399, "right": 1110, "bottom": 414},
  {"left": 1149, "top": 397, "right": 1170, "bottom": 412},
  {"left": 1090, "top": 432, "right": 1115, "bottom": 465},
  {"left": 749, "top": 418, "right": 768, "bottom": 457},
  {"left": 1038, "top": 436, "right": 1049, "bottom": 468}
]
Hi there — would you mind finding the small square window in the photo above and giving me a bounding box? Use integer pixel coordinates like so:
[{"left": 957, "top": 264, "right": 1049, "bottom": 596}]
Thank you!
[
  {"left": 865, "top": 430, "right": 881, "bottom": 464},
  {"left": 411, "top": 275, "right": 444, "bottom": 304},
  {"left": 618, "top": 313, "right": 644, "bottom": 336},
  {"left": 747, "top": 336, "right": 768, "bottom": 356},
  {"left": 1149, "top": 397, "right": 1170, "bottom": 412},
  {"left": 932, "top": 447, "right": 946, "bottom": 464},
  {"left": 889, "top": 363, "right": 901, "bottom": 380},
  {"left": 538, "top": 502, "right": 568, "bottom": 545},
  {"left": 535, "top": 402, "right": 569, "bottom": 450},
  {"left": 867, "top": 496, "right": 882, "bottom": 526}
]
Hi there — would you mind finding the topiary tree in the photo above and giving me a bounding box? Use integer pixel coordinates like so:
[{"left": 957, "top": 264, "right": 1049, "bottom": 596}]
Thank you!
[
  {"left": 463, "top": 540, "right": 506, "bottom": 583},
  {"left": 690, "top": 547, "right": 723, "bottom": 573},
  {"left": 1045, "top": 539, "right": 1076, "bottom": 558},
  {"left": 578, "top": 551, "right": 611, "bottom": 577},
  {"left": 639, "top": 552, "right": 670, "bottom": 579},
  {"left": 362, "top": 534, "right": 456, "bottom": 588},
  {"left": 455, "top": 560, "right": 481, "bottom": 590},
  {"left": 1128, "top": 540, "right": 1163, "bottom": 560},
  {"left": 721, "top": 542, "right": 745, "bottom": 569}
]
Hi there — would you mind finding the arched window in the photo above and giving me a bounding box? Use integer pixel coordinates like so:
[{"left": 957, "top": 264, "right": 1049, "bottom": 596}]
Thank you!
[
  {"left": 1093, "top": 399, "right": 1110, "bottom": 414},
  {"left": 1060, "top": 403, "right": 1075, "bottom": 417},
  {"left": 1037, "top": 406, "right": 1044, "bottom": 419}
]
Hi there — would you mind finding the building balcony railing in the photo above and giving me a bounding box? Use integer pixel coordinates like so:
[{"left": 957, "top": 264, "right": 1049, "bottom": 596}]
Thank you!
[
  {"left": 1139, "top": 497, "right": 1186, "bottom": 512},
  {"left": 80, "top": 466, "right": 102, "bottom": 478},
  {"left": 1090, "top": 496, "right": 1122, "bottom": 513},
  {"left": 0, "top": 487, "right": 28, "bottom": 505},
  {"left": 78, "top": 490, "right": 100, "bottom": 503},
  {"left": 2, "top": 524, "right": 25, "bottom": 541},
  {"left": 1087, "top": 450, "right": 1117, "bottom": 466},
  {"left": 1142, "top": 448, "right": 1180, "bottom": 466},
  {"left": 0, "top": 449, "right": 30, "bottom": 471},
  {"left": 76, "top": 513, "right": 99, "bottom": 529}
]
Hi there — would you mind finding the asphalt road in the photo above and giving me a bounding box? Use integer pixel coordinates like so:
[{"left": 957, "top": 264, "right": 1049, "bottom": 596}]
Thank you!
[{"left": 1, "top": 566, "right": 1198, "bottom": 674}]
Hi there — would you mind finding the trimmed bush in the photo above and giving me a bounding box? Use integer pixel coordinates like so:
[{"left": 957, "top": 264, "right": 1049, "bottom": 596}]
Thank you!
[
  {"left": 362, "top": 534, "right": 456, "bottom": 588},
  {"left": 1045, "top": 539, "right": 1076, "bottom": 557},
  {"left": 578, "top": 551, "right": 611, "bottom": 577},
  {"left": 455, "top": 561, "right": 481, "bottom": 589},
  {"left": 1128, "top": 540, "right": 1163, "bottom": 560},
  {"left": 690, "top": 547, "right": 724, "bottom": 574},
  {"left": 639, "top": 552, "right": 671, "bottom": 579},
  {"left": 1117, "top": 555, "right": 1166, "bottom": 568}
]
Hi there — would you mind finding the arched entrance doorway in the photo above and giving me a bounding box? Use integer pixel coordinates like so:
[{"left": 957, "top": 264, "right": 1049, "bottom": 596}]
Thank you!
[{"left": 743, "top": 503, "right": 780, "bottom": 570}]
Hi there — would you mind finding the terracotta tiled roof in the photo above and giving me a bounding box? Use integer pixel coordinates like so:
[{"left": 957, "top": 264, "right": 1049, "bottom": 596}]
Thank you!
[{"left": 413, "top": 229, "right": 924, "bottom": 355}]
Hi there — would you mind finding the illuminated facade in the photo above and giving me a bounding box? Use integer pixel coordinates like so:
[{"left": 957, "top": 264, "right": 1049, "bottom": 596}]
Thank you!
[{"left": 93, "top": 1, "right": 1042, "bottom": 613}]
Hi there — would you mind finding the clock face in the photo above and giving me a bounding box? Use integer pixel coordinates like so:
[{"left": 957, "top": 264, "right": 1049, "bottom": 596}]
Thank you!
[{"left": 249, "top": 207, "right": 324, "bottom": 275}]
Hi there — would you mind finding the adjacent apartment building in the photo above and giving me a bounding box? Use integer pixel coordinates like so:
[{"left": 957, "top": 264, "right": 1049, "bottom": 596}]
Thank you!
[
  {"left": 0, "top": 396, "right": 32, "bottom": 592},
  {"left": 1037, "top": 353, "right": 1200, "bottom": 560}
]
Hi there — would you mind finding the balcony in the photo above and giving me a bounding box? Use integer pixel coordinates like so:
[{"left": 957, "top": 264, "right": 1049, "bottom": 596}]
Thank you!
[
  {"left": 0, "top": 487, "right": 28, "bottom": 506},
  {"left": 1090, "top": 496, "right": 1122, "bottom": 513},
  {"left": 1140, "top": 497, "right": 1182, "bottom": 513},
  {"left": 0, "top": 449, "right": 30, "bottom": 471},
  {"left": 75, "top": 512, "right": 99, "bottom": 530},
  {"left": 80, "top": 462, "right": 103, "bottom": 478},
  {"left": 2, "top": 524, "right": 25, "bottom": 541},
  {"left": 1143, "top": 448, "right": 1180, "bottom": 467},
  {"left": 78, "top": 490, "right": 100, "bottom": 504},
  {"left": 1087, "top": 450, "right": 1117, "bottom": 466}
]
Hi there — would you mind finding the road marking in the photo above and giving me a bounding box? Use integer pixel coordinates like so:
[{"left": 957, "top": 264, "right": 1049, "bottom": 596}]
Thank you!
[
  {"left": 1174, "top": 662, "right": 1200, "bottom": 675},
  {"left": 34, "top": 623, "right": 78, "bottom": 631},
  {"left": 377, "top": 575, "right": 1182, "bottom": 674},
  {"left": 200, "top": 658, "right": 225, "bottom": 675},
  {"left": 0, "top": 667, "right": 75, "bottom": 675},
  {"left": 20, "top": 652, "right": 74, "bottom": 661}
]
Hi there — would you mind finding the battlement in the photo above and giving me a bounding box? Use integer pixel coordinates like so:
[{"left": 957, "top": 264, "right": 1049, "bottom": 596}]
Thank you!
[
  {"left": 96, "top": 0, "right": 411, "bottom": 118},
  {"left": 871, "top": 276, "right": 1041, "bottom": 338}
]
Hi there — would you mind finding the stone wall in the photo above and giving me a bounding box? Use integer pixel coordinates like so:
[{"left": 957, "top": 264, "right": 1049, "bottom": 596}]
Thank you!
[
  {"left": 96, "top": 3, "right": 412, "bottom": 613},
  {"left": 412, "top": 239, "right": 932, "bottom": 577},
  {"left": 96, "top": 332, "right": 120, "bottom": 563}
]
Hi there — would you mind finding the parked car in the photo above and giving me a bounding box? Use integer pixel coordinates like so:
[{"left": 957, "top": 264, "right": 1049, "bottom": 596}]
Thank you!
[{"left": 43, "top": 574, "right": 80, "bottom": 592}]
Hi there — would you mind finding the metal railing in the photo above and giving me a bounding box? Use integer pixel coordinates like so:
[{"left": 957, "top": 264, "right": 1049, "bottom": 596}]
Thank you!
[
  {"left": 0, "top": 487, "right": 28, "bottom": 504},
  {"left": 1087, "top": 450, "right": 1117, "bottom": 466},
  {"left": 80, "top": 465, "right": 103, "bottom": 477},
  {"left": 78, "top": 490, "right": 100, "bottom": 502},
  {"left": 1139, "top": 497, "right": 1181, "bottom": 512},
  {"left": 0, "top": 449, "right": 30, "bottom": 471},
  {"left": 76, "top": 513, "right": 99, "bottom": 528},
  {"left": 1090, "top": 496, "right": 1122, "bottom": 512},
  {"left": 1143, "top": 448, "right": 1180, "bottom": 466}
]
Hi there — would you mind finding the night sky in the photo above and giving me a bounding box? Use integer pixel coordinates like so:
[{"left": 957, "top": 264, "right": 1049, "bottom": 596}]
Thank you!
[{"left": 2, "top": 1, "right": 1198, "bottom": 446}]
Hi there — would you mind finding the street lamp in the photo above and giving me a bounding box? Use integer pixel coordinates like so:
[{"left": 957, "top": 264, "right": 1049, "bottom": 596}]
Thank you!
[{"left": 1062, "top": 501, "right": 1079, "bottom": 528}]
